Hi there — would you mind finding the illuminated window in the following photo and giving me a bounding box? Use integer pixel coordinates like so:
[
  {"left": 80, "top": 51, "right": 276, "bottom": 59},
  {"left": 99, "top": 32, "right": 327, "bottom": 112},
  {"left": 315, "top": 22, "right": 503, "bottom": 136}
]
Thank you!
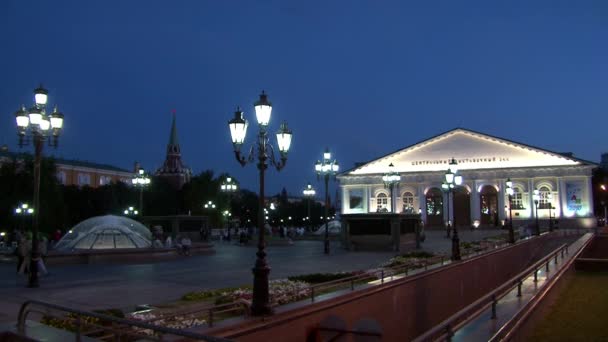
[
  {"left": 99, "top": 175, "right": 113, "bottom": 186},
  {"left": 376, "top": 193, "right": 388, "bottom": 212},
  {"left": 512, "top": 187, "right": 524, "bottom": 209},
  {"left": 78, "top": 173, "right": 91, "bottom": 186},
  {"left": 402, "top": 192, "right": 415, "bottom": 213},
  {"left": 539, "top": 186, "right": 551, "bottom": 209},
  {"left": 56, "top": 171, "right": 67, "bottom": 185}
]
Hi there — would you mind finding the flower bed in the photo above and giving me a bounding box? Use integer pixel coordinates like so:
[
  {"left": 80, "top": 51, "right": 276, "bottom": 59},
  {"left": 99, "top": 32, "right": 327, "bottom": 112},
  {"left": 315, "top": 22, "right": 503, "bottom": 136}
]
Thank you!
[
  {"left": 128, "top": 311, "right": 207, "bottom": 335},
  {"left": 215, "top": 279, "right": 310, "bottom": 306},
  {"left": 380, "top": 251, "right": 438, "bottom": 268}
]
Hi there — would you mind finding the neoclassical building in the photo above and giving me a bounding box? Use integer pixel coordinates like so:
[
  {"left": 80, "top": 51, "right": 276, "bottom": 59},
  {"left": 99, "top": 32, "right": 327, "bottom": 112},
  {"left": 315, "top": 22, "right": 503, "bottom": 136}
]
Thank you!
[{"left": 338, "top": 128, "right": 596, "bottom": 228}]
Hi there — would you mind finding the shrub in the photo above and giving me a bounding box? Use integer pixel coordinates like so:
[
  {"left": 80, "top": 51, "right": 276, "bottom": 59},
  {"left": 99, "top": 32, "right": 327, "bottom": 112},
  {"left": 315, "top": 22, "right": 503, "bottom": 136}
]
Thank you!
[{"left": 288, "top": 272, "right": 353, "bottom": 284}]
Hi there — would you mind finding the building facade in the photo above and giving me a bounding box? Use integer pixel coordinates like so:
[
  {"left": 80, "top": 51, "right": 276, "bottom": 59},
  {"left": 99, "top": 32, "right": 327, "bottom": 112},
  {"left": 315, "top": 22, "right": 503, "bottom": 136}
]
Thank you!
[
  {"left": 0, "top": 148, "right": 133, "bottom": 188},
  {"left": 338, "top": 128, "right": 596, "bottom": 228}
]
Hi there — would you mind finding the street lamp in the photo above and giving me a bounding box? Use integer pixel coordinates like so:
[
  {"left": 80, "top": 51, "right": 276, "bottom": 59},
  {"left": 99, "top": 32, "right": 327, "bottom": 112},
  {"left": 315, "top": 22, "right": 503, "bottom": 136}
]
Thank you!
[
  {"left": 221, "top": 177, "right": 238, "bottom": 193},
  {"left": 506, "top": 178, "right": 515, "bottom": 244},
  {"left": 601, "top": 185, "right": 607, "bottom": 226},
  {"left": 533, "top": 189, "right": 540, "bottom": 236},
  {"left": 382, "top": 163, "right": 401, "bottom": 213},
  {"left": 123, "top": 206, "right": 139, "bottom": 216},
  {"left": 315, "top": 148, "right": 339, "bottom": 255},
  {"left": 442, "top": 158, "right": 463, "bottom": 261},
  {"left": 15, "top": 203, "right": 35, "bottom": 232},
  {"left": 228, "top": 91, "right": 293, "bottom": 316},
  {"left": 302, "top": 183, "right": 316, "bottom": 232},
  {"left": 204, "top": 200, "right": 217, "bottom": 210},
  {"left": 131, "top": 168, "right": 151, "bottom": 215},
  {"left": 13, "top": 85, "right": 64, "bottom": 288}
]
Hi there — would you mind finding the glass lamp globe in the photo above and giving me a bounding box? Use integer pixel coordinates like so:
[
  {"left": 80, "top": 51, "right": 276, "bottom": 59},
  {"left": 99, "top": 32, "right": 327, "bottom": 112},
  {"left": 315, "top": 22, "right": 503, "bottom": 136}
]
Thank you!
[
  {"left": 228, "top": 108, "right": 248, "bottom": 147},
  {"left": 276, "top": 122, "right": 292, "bottom": 153},
  {"left": 254, "top": 91, "right": 272, "bottom": 127},
  {"left": 34, "top": 85, "right": 48, "bottom": 106}
]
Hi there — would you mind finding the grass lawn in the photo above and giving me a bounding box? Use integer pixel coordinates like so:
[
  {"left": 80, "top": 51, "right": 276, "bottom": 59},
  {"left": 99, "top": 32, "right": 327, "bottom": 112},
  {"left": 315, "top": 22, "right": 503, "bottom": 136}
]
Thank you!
[{"left": 529, "top": 271, "right": 608, "bottom": 341}]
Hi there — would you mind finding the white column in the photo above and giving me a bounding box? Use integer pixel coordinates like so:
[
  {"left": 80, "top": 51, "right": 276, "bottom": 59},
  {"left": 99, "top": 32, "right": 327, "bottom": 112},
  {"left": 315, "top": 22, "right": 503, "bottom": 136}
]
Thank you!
[
  {"left": 529, "top": 179, "right": 536, "bottom": 219},
  {"left": 471, "top": 181, "right": 480, "bottom": 222},
  {"left": 556, "top": 178, "right": 563, "bottom": 218},
  {"left": 418, "top": 184, "right": 427, "bottom": 224},
  {"left": 366, "top": 185, "right": 372, "bottom": 213},
  {"left": 341, "top": 187, "right": 349, "bottom": 214},
  {"left": 559, "top": 178, "right": 568, "bottom": 218},
  {"left": 443, "top": 191, "right": 449, "bottom": 225},
  {"left": 586, "top": 176, "right": 594, "bottom": 217},
  {"left": 395, "top": 184, "right": 401, "bottom": 213},
  {"left": 498, "top": 179, "right": 506, "bottom": 221}
]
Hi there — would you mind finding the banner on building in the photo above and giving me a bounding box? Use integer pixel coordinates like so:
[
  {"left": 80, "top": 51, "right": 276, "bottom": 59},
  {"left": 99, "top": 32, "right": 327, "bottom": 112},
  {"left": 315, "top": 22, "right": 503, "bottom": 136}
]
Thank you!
[{"left": 566, "top": 181, "right": 584, "bottom": 215}]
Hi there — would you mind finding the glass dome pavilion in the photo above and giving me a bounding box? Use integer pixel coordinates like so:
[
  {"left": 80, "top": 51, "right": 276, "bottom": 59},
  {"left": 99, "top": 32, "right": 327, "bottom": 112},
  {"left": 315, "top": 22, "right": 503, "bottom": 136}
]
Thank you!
[{"left": 55, "top": 215, "right": 152, "bottom": 250}]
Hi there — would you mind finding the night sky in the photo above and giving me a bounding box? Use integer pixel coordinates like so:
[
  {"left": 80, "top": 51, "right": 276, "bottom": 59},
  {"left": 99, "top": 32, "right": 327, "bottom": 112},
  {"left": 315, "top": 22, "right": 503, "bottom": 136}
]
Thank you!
[{"left": 1, "top": 1, "right": 607, "bottom": 199}]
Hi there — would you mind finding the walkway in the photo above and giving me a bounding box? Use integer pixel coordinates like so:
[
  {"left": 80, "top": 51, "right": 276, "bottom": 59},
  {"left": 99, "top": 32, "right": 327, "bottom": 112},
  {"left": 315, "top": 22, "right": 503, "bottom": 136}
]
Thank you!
[
  {"left": 453, "top": 232, "right": 592, "bottom": 341},
  {"left": 0, "top": 229, "right": 505, "bottom": 324}
]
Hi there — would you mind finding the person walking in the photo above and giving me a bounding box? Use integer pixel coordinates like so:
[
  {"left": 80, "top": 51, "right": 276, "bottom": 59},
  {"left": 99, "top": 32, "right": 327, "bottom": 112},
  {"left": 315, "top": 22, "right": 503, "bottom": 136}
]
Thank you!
[
  {"left": 36, "top": 237, "right": 48, "bottom": 276},
  {"left": 16, "top": 237, "right": 26, "bottom": 273},
  {"left": 18, "top": 236, "right": 32, "bottom": 275}
]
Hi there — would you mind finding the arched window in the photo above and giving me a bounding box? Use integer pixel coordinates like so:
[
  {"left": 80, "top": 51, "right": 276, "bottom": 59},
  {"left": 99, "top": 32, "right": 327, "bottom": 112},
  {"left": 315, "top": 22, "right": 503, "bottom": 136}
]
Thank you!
[
  {"left": 376, "top": 193, "right": 388, "bottom": 212},
  {"left": 539, "top": 186, "right": 551, "bottom": 209},
  {"left": 512, "top": 187, "right": 524, "bottom": 209},
  {"left": 56, "top": 171, "right": 67, "bottom": 185},
  {"left": 402, "top": 192, "right": 414, "bottom": 213}
]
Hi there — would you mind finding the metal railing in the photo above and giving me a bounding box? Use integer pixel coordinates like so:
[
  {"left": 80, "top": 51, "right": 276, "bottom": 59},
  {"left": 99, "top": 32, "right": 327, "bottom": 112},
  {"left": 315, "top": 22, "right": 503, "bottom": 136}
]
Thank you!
[
  {"left": 412, "top": 242, "right": 573, "bottom": 342},
  {"left": 17, "top": 300, "right": 233, "bottom": 341}
]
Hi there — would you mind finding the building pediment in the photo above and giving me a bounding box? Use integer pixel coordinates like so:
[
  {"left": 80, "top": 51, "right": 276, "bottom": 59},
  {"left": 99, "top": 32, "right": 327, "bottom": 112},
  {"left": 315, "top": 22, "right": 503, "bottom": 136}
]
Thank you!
[{"left": 348, "top": 128, "right": 582, "bottom": 175}]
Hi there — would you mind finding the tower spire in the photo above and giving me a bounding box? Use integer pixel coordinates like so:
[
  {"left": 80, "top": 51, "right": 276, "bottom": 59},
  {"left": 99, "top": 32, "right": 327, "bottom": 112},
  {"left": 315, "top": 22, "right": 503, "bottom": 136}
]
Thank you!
[
  {"left": 155, "top": 109, "right": 191, "bottom": 189},
  {"left": 169, "top": 109, "right": 179, "bottom": 146}
]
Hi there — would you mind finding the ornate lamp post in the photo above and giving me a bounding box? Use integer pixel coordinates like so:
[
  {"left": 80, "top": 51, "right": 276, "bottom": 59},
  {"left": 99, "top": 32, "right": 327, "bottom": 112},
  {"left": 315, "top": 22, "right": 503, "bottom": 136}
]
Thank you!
[
  {"left": 228, "top": 91, "right": 293, "bottom": 316},
  {"left": 382, "top": 163, "right": 401, "bottom": 213},
  {"left": 221, "top": 177, "right": 238, "bottom": 234},
  {"left": 123, "top": 206, "right": 138, "bottom": 216},
  {"left": 441, "top": 158, "right": 463, "bottom": 261},
  {"left": 132, "top": 169, "right": 151, "bottom": 215},
  {"left": 533, "top": 189, "right": 540, "bottom": 236},
  {"left": 506, "top": 178, "right": 515, "bottom": 243},
  {"left": 14, "top": 85, "right": 64, "bottom": 288},
  {"left": 302, "top": 183, "right": 316, "bottom": 231},
  {"left": 315, "top": 148, "right": 339, "bottom": 255}
]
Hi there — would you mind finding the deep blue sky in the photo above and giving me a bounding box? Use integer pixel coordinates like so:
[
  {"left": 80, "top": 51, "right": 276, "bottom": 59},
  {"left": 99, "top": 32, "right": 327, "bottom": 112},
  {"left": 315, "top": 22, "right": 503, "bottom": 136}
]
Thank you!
[{"left": 1, "top": 1, "right": 607, "bottom": 199}]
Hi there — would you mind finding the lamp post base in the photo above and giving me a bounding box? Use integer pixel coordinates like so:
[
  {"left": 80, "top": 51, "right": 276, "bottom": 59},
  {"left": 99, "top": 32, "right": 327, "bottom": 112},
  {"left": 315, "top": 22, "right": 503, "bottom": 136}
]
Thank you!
[
  {"left": 508, "top": 226, "right": 515, "bottom": 244},
  {"left": 251, "top": 259, "right": 273, "bottom": 316},
  {"left": 451, "top": 229, "right": 461, "bottom": 261},
  {"left": 324, "top": 238, "right": 330, "bottom": 255}
]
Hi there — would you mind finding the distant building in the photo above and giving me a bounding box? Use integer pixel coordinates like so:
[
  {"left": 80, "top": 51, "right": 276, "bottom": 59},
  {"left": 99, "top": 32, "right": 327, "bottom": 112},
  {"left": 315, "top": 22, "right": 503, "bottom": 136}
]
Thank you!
[
  {"left": 155, "top": 113, "right": 192, "bottom": 189},
  {"left": 600, "top": 153, "right": 608, "bottom": 171},
  {"left": 338, "top": 128, "right": 597, "bottom": 228},
  {"left": 0, "top": 147, "right": 133, "bottom": 188}
]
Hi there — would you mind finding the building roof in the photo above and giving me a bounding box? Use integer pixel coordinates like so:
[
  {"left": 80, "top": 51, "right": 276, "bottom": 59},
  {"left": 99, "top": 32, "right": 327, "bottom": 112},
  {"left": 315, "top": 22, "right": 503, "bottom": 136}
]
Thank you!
[
  {"left": 0, "top": 150, "right": 131, "bottom": 173},
  {"left": 341, "top": 127, "right": 597, "bottom": 176}
]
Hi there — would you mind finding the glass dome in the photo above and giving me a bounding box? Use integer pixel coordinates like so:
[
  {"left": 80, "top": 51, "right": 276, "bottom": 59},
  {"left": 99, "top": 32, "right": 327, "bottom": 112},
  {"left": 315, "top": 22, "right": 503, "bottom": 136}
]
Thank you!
[{"left": 55, "top": 215, "right": 152, "bottom": 250}]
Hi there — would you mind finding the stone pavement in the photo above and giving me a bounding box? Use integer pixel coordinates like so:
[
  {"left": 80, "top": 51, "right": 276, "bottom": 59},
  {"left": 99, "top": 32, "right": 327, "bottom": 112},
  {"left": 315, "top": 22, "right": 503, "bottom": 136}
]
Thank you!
[{"left": 0, "top": 229, "right": 505, "bottom": 324}]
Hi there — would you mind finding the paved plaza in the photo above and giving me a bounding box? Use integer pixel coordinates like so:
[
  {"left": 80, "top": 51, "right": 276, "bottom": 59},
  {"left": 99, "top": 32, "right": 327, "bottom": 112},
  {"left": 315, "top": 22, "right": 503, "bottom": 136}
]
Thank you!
[{"left": 0, "top": 229, "right": 504, "bottom": 323}]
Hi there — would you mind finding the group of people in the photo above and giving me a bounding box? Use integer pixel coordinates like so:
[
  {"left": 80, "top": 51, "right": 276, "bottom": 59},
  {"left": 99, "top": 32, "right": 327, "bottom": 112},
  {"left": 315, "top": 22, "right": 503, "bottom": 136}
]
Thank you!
[
  {"left": 13, "top": 231, "right": 50, "bottom": 277},
  {"left": 151, "top": 235, "right": 193, "bottom": 256}
]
